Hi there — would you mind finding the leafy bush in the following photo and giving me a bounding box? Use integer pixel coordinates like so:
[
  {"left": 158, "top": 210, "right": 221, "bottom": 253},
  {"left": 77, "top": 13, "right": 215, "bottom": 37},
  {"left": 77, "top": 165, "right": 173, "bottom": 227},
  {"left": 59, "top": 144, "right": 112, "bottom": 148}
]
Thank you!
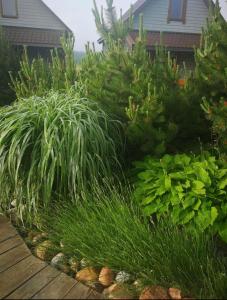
[
  {"left": 0, "top": 91, "right": 121, "bottom": 222},
  {"left": 133, "top": 153, "right": 227, "bottom": 242},
  {"left": 10, "top": 36, "right": 77, "bottom": 99},
  {"left": 0, "top": 27, "right": 19, "bottom": 105},
  {"left": 45, "top": 185, "right": 227, "bottom": 299}
]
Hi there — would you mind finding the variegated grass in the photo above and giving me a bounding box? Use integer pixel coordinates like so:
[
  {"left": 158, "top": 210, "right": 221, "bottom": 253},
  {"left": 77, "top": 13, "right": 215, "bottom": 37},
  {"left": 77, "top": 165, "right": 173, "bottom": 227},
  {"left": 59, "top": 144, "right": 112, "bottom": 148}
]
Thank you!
[{"left": 0, "top": 91, "right": 122, "bottom": 223}]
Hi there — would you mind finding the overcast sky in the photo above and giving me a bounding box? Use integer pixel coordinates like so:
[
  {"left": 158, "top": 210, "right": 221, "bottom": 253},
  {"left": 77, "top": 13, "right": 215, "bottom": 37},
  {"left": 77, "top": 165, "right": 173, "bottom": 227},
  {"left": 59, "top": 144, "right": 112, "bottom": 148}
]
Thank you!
[{"left": 43, "top": 0, "right": 227, "bottom": 51}]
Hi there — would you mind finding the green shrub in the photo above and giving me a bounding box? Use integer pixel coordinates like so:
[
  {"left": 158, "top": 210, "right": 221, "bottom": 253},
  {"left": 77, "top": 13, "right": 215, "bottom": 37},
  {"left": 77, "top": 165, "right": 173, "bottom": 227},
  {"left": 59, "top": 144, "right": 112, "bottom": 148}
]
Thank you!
[
  {"left": 133, "top": 153, "right": 227, "bottom": 242},
  {"left": 202, "top": 98, "right": 227, "bottom": 153},
  {"left": 45, "top": 185, "right": 227, "bottom": 299},
  {"left": 191, "top": 3, "right": 227, "bottom": 154},
  {"left": 10, "top": 36, "right": 77, "bottom": 99},
  {"left": 0, "top": 27, "right": 19, "bottom": 105},
  {"left": 81, "top": 39, "right": 177, "bottom": 157},
  {"left": 80, "top": 20, "right": 208, "bottom": 158},
  {"left": 194, "top": 3, "right": 227, "bottom": 104},
  {"left": 0, "top": 91, "right": 121, "bottom": 222}
]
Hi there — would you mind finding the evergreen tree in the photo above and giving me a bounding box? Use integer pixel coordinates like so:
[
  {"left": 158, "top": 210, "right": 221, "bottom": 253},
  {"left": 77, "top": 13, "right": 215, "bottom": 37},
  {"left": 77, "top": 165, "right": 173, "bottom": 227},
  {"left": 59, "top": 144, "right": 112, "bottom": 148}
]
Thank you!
[
  {"left": 194, "top": 1, "right": 227, "bottom": 152},
  {"left": 194, "top": 1, "right": 227, "bottom": 101},
  {"left": 92, "top": 0, "right": 133, "bottom": 46}
]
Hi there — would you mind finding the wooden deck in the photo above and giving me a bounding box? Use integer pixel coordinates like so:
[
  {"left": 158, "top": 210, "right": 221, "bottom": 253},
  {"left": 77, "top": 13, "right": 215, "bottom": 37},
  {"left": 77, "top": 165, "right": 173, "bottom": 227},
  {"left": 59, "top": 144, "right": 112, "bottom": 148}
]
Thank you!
[{"left": 0, "top": 215, "right": 103, "bottom": 299}]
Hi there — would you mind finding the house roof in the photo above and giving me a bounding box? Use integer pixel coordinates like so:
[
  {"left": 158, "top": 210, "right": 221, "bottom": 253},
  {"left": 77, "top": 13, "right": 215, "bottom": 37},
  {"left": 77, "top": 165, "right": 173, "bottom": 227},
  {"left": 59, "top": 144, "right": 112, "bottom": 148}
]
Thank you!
[
  {"left": 123, "top": 0, "right": 215, "bottom": 21},
  {"left": 40, "top": 0, "right": 72, "bottom": 33},
  {"left": 127, "top": 30, "right": 201, "bottom": 51},
  {"left": 3, "top": 26, "right": 67, "bottom": 48}
]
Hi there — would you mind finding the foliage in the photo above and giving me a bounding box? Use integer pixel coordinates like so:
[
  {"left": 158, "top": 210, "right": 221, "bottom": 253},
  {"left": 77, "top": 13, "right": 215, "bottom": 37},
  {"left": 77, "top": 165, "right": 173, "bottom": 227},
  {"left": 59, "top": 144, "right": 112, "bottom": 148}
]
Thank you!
[
  {"left": 0, "top": 27, "right": 19, "bottom": 106},
  {"left": 45, "top": 184, "right": 227, "bottom": 299},
  {"left": 92, "top": 0, "right": 133, "bottom": 46},
  {"left": 133, "top": 153, "right": 227, "bottom": 242},
  {"left": 202, "top": 98, "right": 227, "bottom": 153},
  {"left": 0, "top": 91, "right": 121, "bottom": 223},
  {"left": 194, "top": 3, "right": 227, "bottom": 102},
  {"left": 10, "top": 36, "right": 77, "bottom": 99},
  {"left": 80, "top": 22, "right": 206, "bottom": 158},
  {"left": 193, "top": 3, "right": 227, "bottom": 152},
  {"left": 82, "top": 1, "right": 210, "bottom": 158}
]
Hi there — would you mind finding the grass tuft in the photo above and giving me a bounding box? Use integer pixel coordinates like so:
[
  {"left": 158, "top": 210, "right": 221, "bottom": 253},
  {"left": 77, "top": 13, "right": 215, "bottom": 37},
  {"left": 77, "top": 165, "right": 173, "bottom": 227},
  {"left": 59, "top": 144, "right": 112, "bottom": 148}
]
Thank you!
[
  {"left": 0, "top": 91, "right": 122, "bottom": 222},
  {"left": 45, "top": 184, "right": 227, "bottom": 299}
]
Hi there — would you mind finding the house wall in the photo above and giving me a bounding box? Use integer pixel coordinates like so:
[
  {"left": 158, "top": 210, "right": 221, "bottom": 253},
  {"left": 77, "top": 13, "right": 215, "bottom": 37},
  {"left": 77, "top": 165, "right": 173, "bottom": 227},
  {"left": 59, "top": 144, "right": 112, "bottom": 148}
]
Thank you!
[
  {"left": 0, "top": 0, "right": 67, "bottom": 30},
  {"left": 133, "top": 0, "right": 209, "bottom": 34}
]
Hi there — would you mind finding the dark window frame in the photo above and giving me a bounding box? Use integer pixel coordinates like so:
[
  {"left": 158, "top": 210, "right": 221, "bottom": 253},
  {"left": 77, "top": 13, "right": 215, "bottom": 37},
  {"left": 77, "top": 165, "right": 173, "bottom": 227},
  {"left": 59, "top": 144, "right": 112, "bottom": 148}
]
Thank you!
[
  {"left": 0, "top": 0, "right": 18, "bottom": 19},
  {"left": 168, "top": 0, "right": 188, "bottom": 24}
]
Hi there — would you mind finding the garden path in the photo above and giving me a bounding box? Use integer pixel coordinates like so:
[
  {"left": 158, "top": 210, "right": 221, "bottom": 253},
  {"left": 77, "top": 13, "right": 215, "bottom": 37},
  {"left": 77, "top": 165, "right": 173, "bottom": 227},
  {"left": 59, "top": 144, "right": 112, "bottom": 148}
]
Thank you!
[{"left": 0, "top": 215, "right": 102, "bottom": 299}]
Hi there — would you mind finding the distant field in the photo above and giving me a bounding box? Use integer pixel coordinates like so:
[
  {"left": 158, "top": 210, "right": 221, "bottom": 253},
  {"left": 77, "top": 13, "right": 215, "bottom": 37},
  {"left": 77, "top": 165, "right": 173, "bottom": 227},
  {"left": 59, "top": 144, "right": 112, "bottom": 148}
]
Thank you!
[{"left": 74, "top": 51, "right": 85, "bottom": 62}]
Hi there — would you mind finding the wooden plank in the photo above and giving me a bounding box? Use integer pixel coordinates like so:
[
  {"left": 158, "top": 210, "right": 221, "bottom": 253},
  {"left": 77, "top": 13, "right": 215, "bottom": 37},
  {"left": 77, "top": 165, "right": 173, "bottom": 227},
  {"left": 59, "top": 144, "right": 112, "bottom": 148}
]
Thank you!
[
  {"left": 32, "top": 273, "right": 77, "bottom": 299},
  {"left": 0, "top": 235, "right": 23, "bottom": 255},
  {"left": 0, "top": 243, "right": 30, "bottom": 272},
  {"left": 63, "top": 282, "right": 95, "bottom": 300},
  {"left": 0, "top": 222, "right": 17, "bottom": 242},
  {"left": 0, "top": 255, "right": 47, "bottom": 299},
  {"left": 6, "top": 266, "right": 60, "bottom": 300}
]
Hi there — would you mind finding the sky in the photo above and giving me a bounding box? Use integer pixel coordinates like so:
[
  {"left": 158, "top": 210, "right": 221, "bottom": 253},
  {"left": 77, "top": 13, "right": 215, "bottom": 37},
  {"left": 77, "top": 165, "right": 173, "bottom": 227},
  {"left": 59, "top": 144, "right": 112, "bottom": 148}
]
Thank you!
[{"left": 43, "top": 0, "right": 227, "bottom": 51}]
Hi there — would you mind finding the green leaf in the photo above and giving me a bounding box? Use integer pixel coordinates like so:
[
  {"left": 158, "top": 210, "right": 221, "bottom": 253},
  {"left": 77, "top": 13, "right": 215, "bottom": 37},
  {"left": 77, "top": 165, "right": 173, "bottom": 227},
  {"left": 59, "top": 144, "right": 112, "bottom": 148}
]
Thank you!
[
  {"left": 192, "top": 180, "right": 206, "bottom": 195},
  {"left": 142, "top": 195, "right": 156, "bottom": 205},
  {"left": 169, "top": 172, "right": 185, "bottom": 180},
  {"left": 170, "top": 193, "right": 181, "bottom": 205},
  {"left": 219, "top": 178, "right": 227, "bottom": 190},
  {"left": 210, "top": 207, "right": 218, "bottom": 225},
  {"left": 165, "top": 176, "right": 171, "bottom": 190},
  {"left": 196, "top": 167, "right": 211, "bottom": 186},
  {"left": 193, "top": 199, "right": 202, "bottom": 211},
  {"left": 174, "top": 154, "right": 191, "bottom": 166},
  {"left": 183, "top": 196, "right": 196, "bottom": 209},
  {"left": 180, "top": 210, "right": 195, "bottom": 225},
  {"left": 143, "top": 202, "right": 161, "bottom": 216},
  {"left": 193, "top": 180, "right": 205, "bottom": 190}
]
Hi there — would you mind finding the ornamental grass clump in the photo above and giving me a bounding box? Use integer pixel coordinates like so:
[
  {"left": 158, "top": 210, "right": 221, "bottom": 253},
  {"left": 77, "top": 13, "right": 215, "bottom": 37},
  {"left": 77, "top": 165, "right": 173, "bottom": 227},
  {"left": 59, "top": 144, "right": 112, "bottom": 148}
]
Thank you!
[
  {"left": 0, "top": 91, "right": 121, "bottom": 222},
  {"left": 45, "top": 184, "right": 227, "bottom": 299}
]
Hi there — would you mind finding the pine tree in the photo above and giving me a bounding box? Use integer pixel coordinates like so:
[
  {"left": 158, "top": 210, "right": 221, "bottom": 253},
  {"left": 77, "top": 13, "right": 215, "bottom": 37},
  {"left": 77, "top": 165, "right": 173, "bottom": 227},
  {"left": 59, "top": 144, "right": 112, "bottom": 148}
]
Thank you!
[
  {"left": 92, "top": 0, "right": 133, "bottom": 46},
  {"left": 195, "top": 1, "right": 227, "bottom": 101},
  {"left": 194, "top": 1, "right": 227, "bottom": 152}
]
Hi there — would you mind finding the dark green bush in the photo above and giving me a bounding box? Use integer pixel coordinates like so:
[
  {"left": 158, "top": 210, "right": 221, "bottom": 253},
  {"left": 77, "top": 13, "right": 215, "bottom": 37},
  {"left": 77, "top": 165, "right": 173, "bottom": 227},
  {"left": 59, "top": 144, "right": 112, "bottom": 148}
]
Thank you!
[
  {"left": 45, "top": 185, "right": 227, "bottom": 299},
  {"left": 80, "top": 27, "right": 208, "bottom": 159},
  {"left": 0, "top": 27, "right": 19, "bottom": 106},
  {"left": 0, "top": 91, "right": 121, "bottom": 223},
  {"left": 133, "top": 153, "right": 227, "bottom": 242}
]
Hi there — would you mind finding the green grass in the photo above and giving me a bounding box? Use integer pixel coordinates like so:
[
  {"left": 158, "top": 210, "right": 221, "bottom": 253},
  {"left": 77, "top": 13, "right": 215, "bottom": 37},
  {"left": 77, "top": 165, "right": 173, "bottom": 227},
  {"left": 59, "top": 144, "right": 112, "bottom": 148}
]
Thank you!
[
  {"left": 0, "top": 91, "right": 122, "bottom": 223},
  {"left": 45, "top": 184, "right": 227, "bottom": 299}
]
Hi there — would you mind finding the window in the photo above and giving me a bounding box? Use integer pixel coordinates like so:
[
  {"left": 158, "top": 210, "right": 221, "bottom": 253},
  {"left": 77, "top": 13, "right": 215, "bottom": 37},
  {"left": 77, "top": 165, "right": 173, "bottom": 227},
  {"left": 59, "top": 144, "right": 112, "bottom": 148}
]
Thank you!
[
  {"left": 168, "top": 0, "right": 187, "bottom": 23},
  {"left": 1, "top": 0, "right": 18, "bottom": 18}
]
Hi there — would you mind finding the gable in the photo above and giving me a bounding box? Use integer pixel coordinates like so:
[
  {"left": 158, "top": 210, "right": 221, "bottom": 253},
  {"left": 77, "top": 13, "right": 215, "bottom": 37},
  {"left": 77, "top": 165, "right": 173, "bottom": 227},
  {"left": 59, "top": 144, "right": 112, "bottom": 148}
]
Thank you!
[
  {"left": 123, "top": 0, "right": 214, "bottom": 20},
  {"left": 127, "top": 0, "right": 210, "bottom": 34},
  {"left": 0, "top": 0, "right": 71, "bottom": 32}
]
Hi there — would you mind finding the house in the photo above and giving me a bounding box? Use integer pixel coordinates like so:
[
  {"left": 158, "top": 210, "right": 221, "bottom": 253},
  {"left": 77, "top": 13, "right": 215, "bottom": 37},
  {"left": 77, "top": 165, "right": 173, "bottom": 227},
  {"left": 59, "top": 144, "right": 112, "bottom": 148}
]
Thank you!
[
  {"left": 123, "top": 0, "right": 215, "bottom": 68},
  {"left": 0, "top": 0, "right": 72, "bottom": 57}
]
